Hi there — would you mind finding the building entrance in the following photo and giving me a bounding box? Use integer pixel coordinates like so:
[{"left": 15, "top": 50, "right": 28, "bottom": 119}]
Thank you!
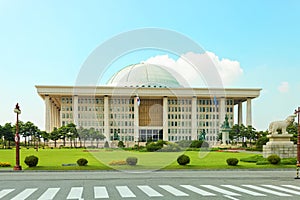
[{"left": 139, "top": 128, "right": 163, "bottom": 142}]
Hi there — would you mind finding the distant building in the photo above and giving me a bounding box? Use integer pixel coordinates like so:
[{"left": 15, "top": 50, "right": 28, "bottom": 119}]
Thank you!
[{"left": 36, "top": 63, "right": 260, "bottom": 145}]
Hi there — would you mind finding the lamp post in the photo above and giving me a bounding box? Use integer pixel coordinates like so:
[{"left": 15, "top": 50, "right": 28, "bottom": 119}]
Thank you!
[
  {"left": 13, "top": 103, "right": 22, "bottom": 171},
  {"left": 294, "top": 107, "right": 300, "bottom": 179}
]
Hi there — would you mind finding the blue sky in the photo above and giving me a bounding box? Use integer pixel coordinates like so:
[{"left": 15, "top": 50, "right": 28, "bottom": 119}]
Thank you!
[{"left": 0, "top": 0, "right": 299, "bottom": 131}]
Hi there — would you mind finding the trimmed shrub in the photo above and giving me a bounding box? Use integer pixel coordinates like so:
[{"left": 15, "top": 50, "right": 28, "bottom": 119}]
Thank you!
[
  {"left": 0, "top": 162, "right": 11, "bottom": 167},
  {"left": 267, "top": 154, "right": 281, "bottom": 165},
  {"left": 201, "top": 141, "right": 210, "bottom": 148},
  {"left": 281, "top": 158, "right": 297, "bottom": 165},
  {"left": 24, "top": 155, "right": 39, "bottom": 167},
  {"left": 109, "top": 160, "right": 127, "bottom": 165},
  {"left": 176, "top": 140, "right": 192, "bottom": 148},
  {"left": 256, "top": 160, "right": 270, "bottom": 165},
  {"left": 255, "top": 136, "right": 269, "bottom": 150},
  {"left": 77, "top": 158, "right": 88, "bottom": 166},
  {"left": 177, "top": 154, "right": 190, "bottom": 165},
  {"left": 118, "top": 141, "right": 125, "bottom": 148},
  {"left": 185, "top": 148, "right": 200, "bottom": 151},
  {"left": 226, "top": 158, "right": 239, "bottom": 166},
  {"left": 146, "top": 140, "right": 166, "bottom": 152},
  {"left": 159, "top": 143, "right": 181, "bottom": 152},
  {"left": 126, "top": 157, "right": 138, "bottom": 166},
  {"left": 240, "top": 155, "right": 264, "bottom": 163},
  {"left": 190, "top": 140, "right": 203, "bottom": 148}
]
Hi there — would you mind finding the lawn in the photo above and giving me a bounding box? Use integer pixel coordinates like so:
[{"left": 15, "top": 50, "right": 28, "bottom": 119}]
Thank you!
[{"left": 0, "top": 148, "right": 296, "bottom": 170}]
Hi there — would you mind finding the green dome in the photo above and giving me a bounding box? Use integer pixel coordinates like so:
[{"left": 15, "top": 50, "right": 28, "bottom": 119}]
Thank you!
[{"left": 107, "top": 63, "right": 182, "bottom": 88}]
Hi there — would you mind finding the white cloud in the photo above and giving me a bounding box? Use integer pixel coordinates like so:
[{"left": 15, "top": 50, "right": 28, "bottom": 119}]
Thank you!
[
  {"left": 143, "top": 51, "right": 243, "bottom": 87},
  {"left": 278, "top": 81, "right": 289, "bottom": 93}
]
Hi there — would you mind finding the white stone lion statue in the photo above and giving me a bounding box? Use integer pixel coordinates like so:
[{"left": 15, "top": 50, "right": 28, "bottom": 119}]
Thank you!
[{"left": 268, "top": 114, "right": 296, "bottom": 135}]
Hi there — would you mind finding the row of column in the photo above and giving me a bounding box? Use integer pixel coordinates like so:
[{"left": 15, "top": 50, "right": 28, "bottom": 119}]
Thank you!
[
  {"left": 237, "top": 99, "right": 252, "bottom": 126},
  {"left": 44, "top": 95, "right": 253, "bottom": 139},
  {"left": 45, "top": 95, "right": 60, "bottom": 133}
]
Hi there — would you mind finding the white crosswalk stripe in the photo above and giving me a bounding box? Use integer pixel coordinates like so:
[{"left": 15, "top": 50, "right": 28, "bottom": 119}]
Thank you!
[
  {"left": 221, "top": 185, "right": 266, "bottom": 196},
  {"left": 262, "top": 185, "right": 300, "bottom": 195},
  {"left": 282, "top": 185, "right": 300, "bottom": 190},
  {"left": 138, "top": 185, "right": 163, "bottom": 197},
  {"left": 67, "top": 187, "right": 84, "bottom": 200},
  {"left": 116, "top": 186, "right": 136, "bottom": 198},
  {"left": 11, "top": 188, "right": 38, "bottom": 200},
  {"left": 180, "top": 185, "right": 216, "bottom": 196},
  {"left": 94, "top": 186, "right": 109, "bottom": 199},
  {"left": 37, "top": 188, "right": 60, "bottom": 200},
  {"left": 0, "top": 189, "right": 15, "bottom": 199},
  {"left": 2, "top": 184, "right": 300, "bottom": 199},
  {"left": 242, "top": 185, "right": 292, "bottom": 197},
  {"left": 200, "top": 185, "right": 241, "bottom": 196},
  {"left": 159, "top": 185, "right": 189, "bottom": 196}
]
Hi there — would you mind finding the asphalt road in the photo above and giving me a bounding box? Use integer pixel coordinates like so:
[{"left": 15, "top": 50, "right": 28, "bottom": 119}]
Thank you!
[{"left": 1, "top": 170, "right": 300, "bottom": 200}]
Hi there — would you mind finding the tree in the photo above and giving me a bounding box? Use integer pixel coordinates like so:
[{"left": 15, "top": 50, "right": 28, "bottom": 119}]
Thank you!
[
  {"left": 1, "top": 123, "right": 14, "bottom": 148},
  {"left": 0, "top": 125, "right": 4, "bottom": 148},
  {"left": 287, "top": 122, "right": 298, "bottom": 144},
  {"left": 93, "top": 129, "right": 105, "bottom": 148},
  {"left": 66, "top": 123, "right": 78, "bottom": 147},
  {"left": 229, "top": 124, "right": 247, "bottom": 146},
  {"left": 78, "top": 126, "right": 89, "bottom": 147},
  {"left": 89, "top": 127, "right": 97, "bottom": 147},
  {"left": 40, "top": 131, "right": 50, "bottom": 146},
  {"left": 19, "top": 121, "right": 40, "bottom": 147},
  {"left": 49, "top": 127, "right": 60, "bottom": 147},
  {"left": 245, "top": 125, "right": 257, "bottom": 146},
  {"left": 58, "top": 126, "right": 68, "bottom": 146}
]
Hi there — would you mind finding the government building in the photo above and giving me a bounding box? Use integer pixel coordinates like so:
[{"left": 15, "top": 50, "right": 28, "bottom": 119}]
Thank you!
[{"left": 36, "top": 63, "right": 261, "bottom": 145}]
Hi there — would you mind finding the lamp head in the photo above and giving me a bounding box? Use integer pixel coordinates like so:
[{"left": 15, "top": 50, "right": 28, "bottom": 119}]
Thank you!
[{"left": 14, "top": 103, "right": 21, "bottom": 114}]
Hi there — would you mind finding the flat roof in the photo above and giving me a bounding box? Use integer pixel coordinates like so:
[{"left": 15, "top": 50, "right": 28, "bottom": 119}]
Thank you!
[{"left": 36, "top": 85, "right": 261, "bottom": 104}]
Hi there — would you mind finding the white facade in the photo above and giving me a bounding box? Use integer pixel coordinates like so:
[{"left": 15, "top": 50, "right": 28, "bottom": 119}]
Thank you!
[{"left": 36, "top": 86, "right": 260, "bottom": 144}]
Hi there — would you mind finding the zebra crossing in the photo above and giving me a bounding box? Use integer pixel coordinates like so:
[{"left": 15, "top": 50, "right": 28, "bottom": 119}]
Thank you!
[{"left": 1, "top": 184, "right": 300, "bottom": 199}]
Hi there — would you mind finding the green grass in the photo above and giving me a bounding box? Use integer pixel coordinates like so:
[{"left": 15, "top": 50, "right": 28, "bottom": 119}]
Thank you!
[{"left": 0, "top": 148, "right": 296, "bottom": 170}]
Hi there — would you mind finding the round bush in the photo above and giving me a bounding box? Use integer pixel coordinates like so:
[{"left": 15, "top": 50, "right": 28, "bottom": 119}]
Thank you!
[
  {"left": 146, "top": 142, "right": 162, "bottom": 152},
  {"left": 267, "top": 154, "right": 281, "bottom": 164},
  {"left": 189, "top": 140, "right": 203, "bottom": 148},
  {"left": 24, "top": 155, "right": 38, "bottom": 167},
  {"left": 226, "top": 158, "right": 239, "bottom": 166},
  {"left": 118, "top": 141, "right": 125, "bottom": 148},
  {"left": 126, "top": 157, "right": 138, "bottom": 166},
  {"left": 77, "top": 158, "right": 88, "bottom": 166},
  {"left": 177, "top": 154, "right": 190, "bottom": 165}
]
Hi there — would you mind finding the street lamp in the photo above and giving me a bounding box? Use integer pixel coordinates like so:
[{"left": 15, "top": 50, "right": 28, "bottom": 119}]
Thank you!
[
  {"left": 294, "top": 107, "right": 300, "bottom": 179},
  {"left": 13, "top": 103, "right": 22, "bottom": 171}
]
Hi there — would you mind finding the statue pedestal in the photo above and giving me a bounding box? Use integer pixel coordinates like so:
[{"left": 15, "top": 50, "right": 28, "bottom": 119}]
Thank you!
[{"left": 263, "top": 134, "right": 297, "bottom": 158}]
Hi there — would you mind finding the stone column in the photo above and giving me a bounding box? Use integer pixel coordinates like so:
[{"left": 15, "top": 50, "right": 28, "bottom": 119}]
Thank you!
[
  {"left": 50, "top": 100, "right": 54, "bottom": 132},
  {"left": 73, "top": 95, "right": 78, "bottom": 126},
  {"left": 219, "top": 98, "right": 226, "bottom": 127},
  {"left": 191, "top": 96, "right": 197, "bottom": 140},
  {"left": 134, "top": 96, "right": 139, "bottom": 142},
  {"left": 238, "top": 101, "right": 243, "bottom": 125},
  {"left": 53, "top": 105, "right": 57, "bottom": 128},
  {"left": 163, "top": 96, "right": 168, "bottom": 141},
  {"left": 57, "top": 108, "right": 61, "bottom": 128},
  {"left": 45, "top": 95, "right": 51, "bottom": 133},
  {"left": 246, "top": 98, "right": 252, "bottom": 126},
  {"left": 104, "top": 96, "right": 110, "bottom": 141}
]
